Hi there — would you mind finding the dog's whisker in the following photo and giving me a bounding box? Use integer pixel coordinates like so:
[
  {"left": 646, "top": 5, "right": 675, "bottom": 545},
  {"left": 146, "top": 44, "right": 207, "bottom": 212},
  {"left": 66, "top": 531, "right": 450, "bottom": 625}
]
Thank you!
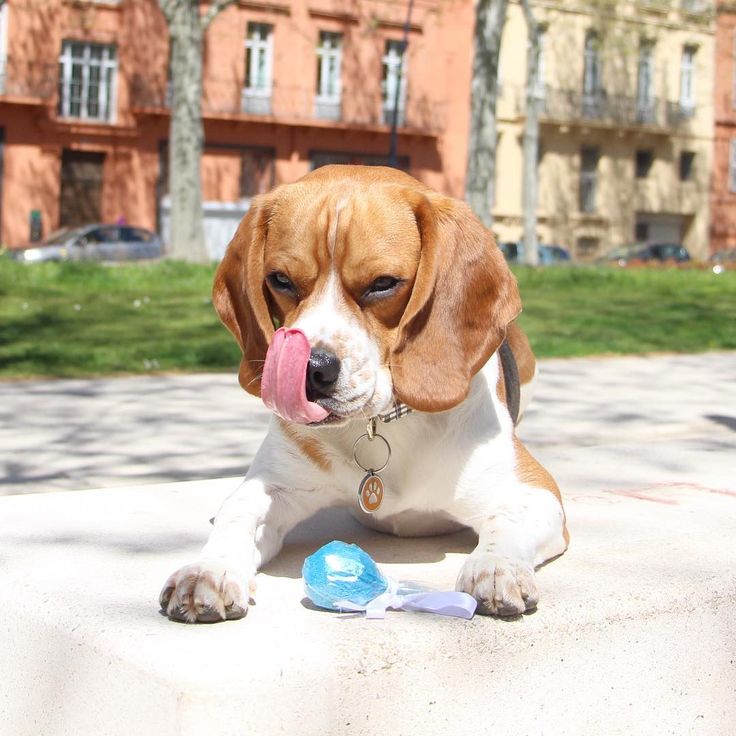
[{"left": 245, "top": 373, "right": 263, "bottom": 388}]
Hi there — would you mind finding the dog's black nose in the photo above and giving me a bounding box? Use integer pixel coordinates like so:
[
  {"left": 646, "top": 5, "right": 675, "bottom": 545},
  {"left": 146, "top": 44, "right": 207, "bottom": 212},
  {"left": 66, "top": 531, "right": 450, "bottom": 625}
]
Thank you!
[{"left": 306, "top": 348, "right": 341, "bottom": 399}]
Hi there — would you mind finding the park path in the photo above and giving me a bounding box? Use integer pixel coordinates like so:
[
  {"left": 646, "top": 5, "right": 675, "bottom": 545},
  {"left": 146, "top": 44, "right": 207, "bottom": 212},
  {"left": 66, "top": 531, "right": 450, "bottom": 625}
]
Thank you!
[{"left": 2, "top": 351, "right": 735, "bottom": 497}]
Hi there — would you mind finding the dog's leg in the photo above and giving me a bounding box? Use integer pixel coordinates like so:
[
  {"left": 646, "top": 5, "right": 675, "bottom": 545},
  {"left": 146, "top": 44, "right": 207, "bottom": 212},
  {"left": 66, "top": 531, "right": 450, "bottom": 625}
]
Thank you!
[
  {"left": 455, "top": 483, "right": 567, "bottom": 617},
  {"left": 160, "top": 476, "right": 335, "bottom": 623}
]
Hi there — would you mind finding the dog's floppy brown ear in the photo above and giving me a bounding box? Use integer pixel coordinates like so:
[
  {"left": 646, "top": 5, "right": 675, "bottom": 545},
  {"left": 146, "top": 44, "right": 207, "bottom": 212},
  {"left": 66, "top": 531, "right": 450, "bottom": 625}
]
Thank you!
[
  {"left": 212, "top": 194, "right": 275, "bottom": 397},
  {"left": 390, "top": 192, "right": 522, "bottom": 412}
]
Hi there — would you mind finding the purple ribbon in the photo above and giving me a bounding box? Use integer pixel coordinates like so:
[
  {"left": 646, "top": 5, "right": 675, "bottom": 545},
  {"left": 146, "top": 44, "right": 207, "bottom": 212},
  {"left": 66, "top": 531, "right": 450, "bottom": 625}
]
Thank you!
[{"left": 335, "top": 581, "right": 477, "bottom": 620}]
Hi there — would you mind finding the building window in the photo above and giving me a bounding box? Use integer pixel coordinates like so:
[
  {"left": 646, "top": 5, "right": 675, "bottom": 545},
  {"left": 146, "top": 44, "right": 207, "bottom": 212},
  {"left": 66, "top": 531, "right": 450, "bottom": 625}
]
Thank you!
[
  {"left": 310, "top": 150, "right": 410, "bottom": 171},
  {"left": 582, "top": 31, "right": 602, "bottom": 117},
  {"left": 635, "top": 149, "right": 653, "bottom": 178},
  {"left": 58, "top": 41, "right": 117, "bottom": 122},
  {"left": 679, "top": 45, "right": 696, "bottom": 116},
  {"left": 315, "top": 31, "right": 342, "bottom": 121},
  {"left": 580, "top": 147, "right": 598, "bottom": 213},
  {"left": 576, "top": 237, "right": 600, "bottom": 259},
  {"left": 682, "top": 0, "right": 707, "bottom": 12},
  {"left": 636, "top": 40, "right": 655, "bottom": 124},
  {"left": 635, "top": 221, "right": 649, "bottom": 243},
  {"left": 243, "top": 23, "right": 273, "bottom": 115},
  {"left": 382, "top": 40, "right": 407, "bottom": 126},
  {"left": 729, "top": 139, "right": 736, "bottom": 193},
  {"left": 239, "top": 148, "right": 275, "bottom": 198},
  {"left": 679, "top": 151, "right": 695, "bottom": 181}
]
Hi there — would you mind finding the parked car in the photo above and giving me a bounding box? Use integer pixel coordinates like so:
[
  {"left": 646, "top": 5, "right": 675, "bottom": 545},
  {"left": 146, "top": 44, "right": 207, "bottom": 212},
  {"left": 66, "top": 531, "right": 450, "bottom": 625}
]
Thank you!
[
  {"left": 9, "top": 224, "right": 163, "bottom": 263},
  {"left": 599, "top": 242, "right": 691, "bottom": 266},
  {"left": 597, "top": 245, "right": 638, "bottom": 266},
  {"left": 499, "top": 241, "right": 571, "bottom": 265},
  {"left": 637, "top": 242, "right": 691, "bottom": 262},
  {"left": 710, "top": 248, "right": 736, "bottom": 264}
]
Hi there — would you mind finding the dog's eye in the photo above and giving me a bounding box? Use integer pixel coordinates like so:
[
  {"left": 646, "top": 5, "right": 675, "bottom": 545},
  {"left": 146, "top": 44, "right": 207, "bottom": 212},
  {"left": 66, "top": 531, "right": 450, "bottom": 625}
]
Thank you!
[
  {"left": 365, "top": 276, "right": 401, "bottom": 298},
  {"left": 267, "top": 271, "right": 296, "bottom": 296}
]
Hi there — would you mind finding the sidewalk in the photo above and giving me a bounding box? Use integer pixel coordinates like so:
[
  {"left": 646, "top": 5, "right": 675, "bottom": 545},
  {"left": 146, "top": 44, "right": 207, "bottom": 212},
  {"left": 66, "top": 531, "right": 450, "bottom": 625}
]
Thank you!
[
  {"left": 1, "top": 352, "right": 735, "bottom": 735},
  {"left": 1, "top": 373, "right": 270, "bottom": 494},
  {"left": 2, "top": 352, "right": 735, "bottom": 496}
]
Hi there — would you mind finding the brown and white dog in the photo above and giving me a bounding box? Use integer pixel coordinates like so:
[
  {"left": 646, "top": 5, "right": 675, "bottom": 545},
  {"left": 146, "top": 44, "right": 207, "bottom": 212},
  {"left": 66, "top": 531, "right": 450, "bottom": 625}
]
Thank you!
[{"left": 160, "top": 165, "right": 568, "bottom": 623}]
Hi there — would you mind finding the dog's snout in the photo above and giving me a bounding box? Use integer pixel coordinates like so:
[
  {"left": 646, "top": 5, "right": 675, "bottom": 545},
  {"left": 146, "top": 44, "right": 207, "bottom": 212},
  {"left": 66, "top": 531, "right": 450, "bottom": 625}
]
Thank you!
[{"left": 306, "top": 349, "right": 341, "bottom": 399}]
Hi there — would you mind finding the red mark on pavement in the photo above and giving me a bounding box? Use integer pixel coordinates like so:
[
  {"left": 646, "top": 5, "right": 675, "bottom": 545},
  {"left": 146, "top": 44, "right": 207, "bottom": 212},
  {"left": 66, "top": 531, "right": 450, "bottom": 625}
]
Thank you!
[{"left": 603, "top": 482, "right": 736, "bottom": 505}]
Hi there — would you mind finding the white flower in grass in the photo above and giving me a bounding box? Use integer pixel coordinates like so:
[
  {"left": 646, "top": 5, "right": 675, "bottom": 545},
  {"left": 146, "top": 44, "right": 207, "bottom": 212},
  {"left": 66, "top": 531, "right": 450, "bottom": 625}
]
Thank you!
[
  {"left": 74, "top": 304, "right": 81, "bottom": 311},
  {"left": 133, "top": 299, "right": 142, "bottom": 308}
]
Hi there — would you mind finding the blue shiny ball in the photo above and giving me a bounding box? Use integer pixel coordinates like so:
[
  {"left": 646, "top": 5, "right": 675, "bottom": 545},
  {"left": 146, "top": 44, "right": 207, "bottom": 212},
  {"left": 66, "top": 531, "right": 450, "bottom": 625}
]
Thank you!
[{"left": 303, "top": 540, "right": 388, "bottom": 611}]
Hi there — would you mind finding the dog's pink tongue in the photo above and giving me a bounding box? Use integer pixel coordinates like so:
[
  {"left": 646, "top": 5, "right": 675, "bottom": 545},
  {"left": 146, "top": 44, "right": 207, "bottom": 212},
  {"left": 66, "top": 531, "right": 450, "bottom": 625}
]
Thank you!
[{"left": 261, "top": 327, "right": 330, "bottom": 424}]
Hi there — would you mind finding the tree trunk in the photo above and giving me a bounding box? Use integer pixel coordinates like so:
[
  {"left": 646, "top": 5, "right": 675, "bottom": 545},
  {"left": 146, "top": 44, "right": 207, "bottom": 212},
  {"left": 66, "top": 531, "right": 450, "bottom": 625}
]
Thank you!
[
  {"left": 165, "top": 3, "right": 208, "bottom": 263},
  {"left": 521, "top": 0, "right": 540, "bottom": 266},
  {"left": 465, "top": 0, "right": 508, "bottom": 230}
]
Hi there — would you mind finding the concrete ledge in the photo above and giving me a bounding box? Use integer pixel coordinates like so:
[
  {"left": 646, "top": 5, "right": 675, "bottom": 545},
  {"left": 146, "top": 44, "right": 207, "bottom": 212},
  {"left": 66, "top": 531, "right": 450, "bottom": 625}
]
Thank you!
[{"left": 1, "top": 478, "right": 734, "bottom": 735}]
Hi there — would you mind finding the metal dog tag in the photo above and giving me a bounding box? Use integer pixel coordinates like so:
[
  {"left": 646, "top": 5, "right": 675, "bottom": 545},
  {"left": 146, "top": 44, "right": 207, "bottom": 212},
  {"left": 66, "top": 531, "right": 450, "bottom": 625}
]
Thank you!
[{"left": 358, "top": 472, "right": 384, "bottom": 514}]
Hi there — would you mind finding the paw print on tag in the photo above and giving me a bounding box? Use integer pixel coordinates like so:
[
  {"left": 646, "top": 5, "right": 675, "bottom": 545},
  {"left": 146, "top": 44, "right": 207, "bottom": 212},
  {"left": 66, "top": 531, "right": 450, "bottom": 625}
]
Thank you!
[{"left": 359, "top": 473, "right": 384, "bottom": 513}]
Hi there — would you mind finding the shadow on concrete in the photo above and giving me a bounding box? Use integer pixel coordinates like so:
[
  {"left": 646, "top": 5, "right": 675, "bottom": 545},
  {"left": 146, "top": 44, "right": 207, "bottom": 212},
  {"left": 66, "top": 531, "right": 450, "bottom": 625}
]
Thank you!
[
  {"left": 706, "top": 414, "right": 736, "bottom": 432},
  {"left": 263, "top": 508, "right": 479, "bottom": 579},
  {"left": 1, "top": 374, "right": 266, "bottom": 495},
  {"left": 1, "top": 529, "right": 207, "bottom": 556}
]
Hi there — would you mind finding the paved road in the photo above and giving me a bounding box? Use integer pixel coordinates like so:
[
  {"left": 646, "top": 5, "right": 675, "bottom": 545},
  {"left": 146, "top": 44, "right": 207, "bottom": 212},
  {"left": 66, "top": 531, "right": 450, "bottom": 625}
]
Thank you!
[{"left": 2, "top": 351, "right": 735, "bottom": 497}]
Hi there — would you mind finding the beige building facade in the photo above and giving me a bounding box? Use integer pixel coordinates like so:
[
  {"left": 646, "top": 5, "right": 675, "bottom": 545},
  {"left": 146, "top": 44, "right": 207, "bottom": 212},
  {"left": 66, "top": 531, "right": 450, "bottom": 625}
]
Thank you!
[{"left": 492, "top": 1, "right": 715, "bottom": 260}]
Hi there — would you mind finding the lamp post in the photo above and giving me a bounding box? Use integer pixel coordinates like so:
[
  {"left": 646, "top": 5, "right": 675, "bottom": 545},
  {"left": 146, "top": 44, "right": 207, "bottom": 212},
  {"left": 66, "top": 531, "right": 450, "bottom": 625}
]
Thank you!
[{"left": 388, "top": 0, "right": 414, "bottom": 168}]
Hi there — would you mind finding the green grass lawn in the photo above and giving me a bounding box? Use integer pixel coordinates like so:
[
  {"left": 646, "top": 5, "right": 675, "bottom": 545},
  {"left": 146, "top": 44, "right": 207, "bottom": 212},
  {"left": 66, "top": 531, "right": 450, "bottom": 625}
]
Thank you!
[
  {"left": 513, "top": 266, "right": 736, "bottom": 357},
  {"left": 0, "top": 258, "right": 734, "bottom": 378},
  {"left": 0, "top": 259, "right": 241, "bottom": 378}
]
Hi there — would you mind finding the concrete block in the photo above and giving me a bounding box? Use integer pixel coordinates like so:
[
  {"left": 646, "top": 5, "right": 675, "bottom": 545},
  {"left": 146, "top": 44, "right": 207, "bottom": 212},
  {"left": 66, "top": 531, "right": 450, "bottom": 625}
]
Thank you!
[{"left": 1, "top": 478, "right": 734, "bottom": 735}]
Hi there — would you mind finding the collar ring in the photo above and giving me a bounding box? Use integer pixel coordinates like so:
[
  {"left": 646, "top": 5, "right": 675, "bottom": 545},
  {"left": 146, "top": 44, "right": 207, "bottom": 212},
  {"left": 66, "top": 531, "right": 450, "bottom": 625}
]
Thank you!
[{"left": 352, "top": 432, "right": 391, "bottom": 474}]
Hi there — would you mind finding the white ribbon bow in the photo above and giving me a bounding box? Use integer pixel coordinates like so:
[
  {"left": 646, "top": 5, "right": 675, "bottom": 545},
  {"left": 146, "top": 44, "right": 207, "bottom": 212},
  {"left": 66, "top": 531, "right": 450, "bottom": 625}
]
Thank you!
[{"left": 335, "top": 579, "right": 477, "bottom": 620}]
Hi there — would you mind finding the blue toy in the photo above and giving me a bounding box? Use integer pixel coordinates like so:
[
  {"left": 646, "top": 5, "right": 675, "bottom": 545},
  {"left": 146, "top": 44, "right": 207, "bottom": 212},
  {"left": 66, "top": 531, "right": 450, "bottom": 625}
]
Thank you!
[{"left": 303, "top": 540, "right": 477, "bottom": 620}]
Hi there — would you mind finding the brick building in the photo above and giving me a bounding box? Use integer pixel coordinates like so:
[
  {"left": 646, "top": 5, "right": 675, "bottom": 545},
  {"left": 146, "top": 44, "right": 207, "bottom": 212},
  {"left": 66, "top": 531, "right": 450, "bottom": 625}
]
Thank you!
[
  {"left": 0, "top": 0, "right": 474, "bottom": 256},
  {"left": 712, "top": 1, "right": 736, "bottom": 253}
]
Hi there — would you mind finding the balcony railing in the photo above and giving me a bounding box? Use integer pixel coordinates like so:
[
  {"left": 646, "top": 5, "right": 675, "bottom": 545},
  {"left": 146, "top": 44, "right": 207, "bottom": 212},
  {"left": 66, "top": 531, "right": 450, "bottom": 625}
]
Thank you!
[
  {"left": 131, "top": 75, "right": 445, "bottom": 133},
  {"left": 241, "top": 88, "right": 272, "bottom": 116},
  {"left": 314, "top": 95, "right": 341, "bottom": 122},
  {"left": 518, "top": 86, "right": 693, "bottom": 131},
  {"left": 382, "top": 103, "right": 406, "bottom": 127},
  {"left": 0, "top": 56, "right": 57, "bottom": 100}
]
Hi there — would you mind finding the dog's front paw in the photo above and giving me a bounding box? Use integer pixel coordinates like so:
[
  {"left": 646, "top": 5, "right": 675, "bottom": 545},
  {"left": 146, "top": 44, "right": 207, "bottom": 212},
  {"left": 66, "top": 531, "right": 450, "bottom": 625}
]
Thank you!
[
  {"left": 455, "top": 553, "right": 539, "bottom": 617},
  {"left": 159, "top": 559, "right": 252, "bottom": 623}
]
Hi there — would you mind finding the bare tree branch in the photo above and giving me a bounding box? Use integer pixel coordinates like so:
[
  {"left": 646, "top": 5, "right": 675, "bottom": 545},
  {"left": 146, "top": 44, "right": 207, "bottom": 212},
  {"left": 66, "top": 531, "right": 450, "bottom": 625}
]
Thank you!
[
  {"left": 157, "top": 0, "right": 175, "bottom": 23},
  {"left": 465, "top": 0, "right": 508, "bottom": 228},
  {"left": 520, "top": 0, "right": 540, "bottom": 266},
  {"left": 201, "top": 0, "right": 238, "bottom": 30}
]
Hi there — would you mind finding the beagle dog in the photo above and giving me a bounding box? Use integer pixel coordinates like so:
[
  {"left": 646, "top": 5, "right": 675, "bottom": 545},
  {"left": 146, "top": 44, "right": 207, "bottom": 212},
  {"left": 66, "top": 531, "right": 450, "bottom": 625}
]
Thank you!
[{"left": 160, "top": 165, "right": 568, "bottom": 623}]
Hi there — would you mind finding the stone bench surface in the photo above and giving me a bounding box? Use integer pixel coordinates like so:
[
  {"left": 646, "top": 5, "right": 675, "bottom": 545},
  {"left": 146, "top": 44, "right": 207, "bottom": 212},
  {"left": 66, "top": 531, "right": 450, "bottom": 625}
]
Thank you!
[{"left": 1, "top": 477, "right": 734, "bottom": 736}]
